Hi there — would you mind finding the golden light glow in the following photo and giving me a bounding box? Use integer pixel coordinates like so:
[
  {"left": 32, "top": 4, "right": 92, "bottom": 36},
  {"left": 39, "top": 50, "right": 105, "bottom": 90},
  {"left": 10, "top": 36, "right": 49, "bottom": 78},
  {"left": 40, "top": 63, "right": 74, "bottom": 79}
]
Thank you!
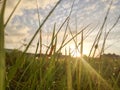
[
  {"left": 69, "top": 44, "right": 90, "bottom": 57},
  {"left": 72, "top": 50, "right": 81, "bottom": 57},
  {"left": 80, "top": 58, "right": 113, "bottom": 90},
  {"left": 83, "top": 49, "right": 89, "bottom": 56}
]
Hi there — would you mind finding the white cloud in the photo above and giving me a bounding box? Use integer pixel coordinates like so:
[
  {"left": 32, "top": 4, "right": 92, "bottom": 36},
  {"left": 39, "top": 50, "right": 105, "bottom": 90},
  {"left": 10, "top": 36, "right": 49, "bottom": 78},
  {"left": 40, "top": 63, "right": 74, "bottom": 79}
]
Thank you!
[
  {"left": 6, "top": 0, "right": 59, "bottom": 11},
  {"left": 84, "top": 3, "right": 97, "bottom": 11},
  {"left": 5, "top": 23, "right": 30, "bottom": 44},
  {"left": 5, "top": 0, "right": 59, "bottom": 22},
  {"left": 38, "top": 0, "right": 58, "bottom": 8},
  {"left": 85, "top": 0, "right": 90, "bottom": 2}
]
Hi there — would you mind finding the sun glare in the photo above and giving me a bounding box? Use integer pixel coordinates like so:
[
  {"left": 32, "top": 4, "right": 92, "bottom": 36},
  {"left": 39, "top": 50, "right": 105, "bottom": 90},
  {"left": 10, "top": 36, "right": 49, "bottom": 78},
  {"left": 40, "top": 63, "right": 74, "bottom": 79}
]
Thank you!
[
  {"left": 72, "top": 50, "right": 81, "bottom": 57},
  {"left": 83, "top": 49, "right": 89, "bottom": 56},
  {"left": 69, "top": 44, "right": 90, "bottom": 57}
]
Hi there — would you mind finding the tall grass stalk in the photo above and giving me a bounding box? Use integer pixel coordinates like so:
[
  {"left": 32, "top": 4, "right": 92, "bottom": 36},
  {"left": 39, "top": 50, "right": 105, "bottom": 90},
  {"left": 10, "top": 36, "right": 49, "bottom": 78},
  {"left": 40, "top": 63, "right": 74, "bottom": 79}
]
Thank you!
[
  {"left": 0, "top": 0, "right": 6, "bottom": 88},
  {"left": 66, "top": 58, "right": 73, "bottom": 90},
  {"left": 35, "top": 0, "right": 42, "bottom": 55},
  {"left": 43, "top": 23, "right": 57, "bottom": 57},
  {"left": 80, "top": 30, "right": 83, "bottom": 57},
  {"left": 65, "top": 48, "right": 72, "bottom": 90},
  {"left": 0, "top": 1, "right": 7, "bottom": 90},
  {"left": 77, "top": 30, "right": 83, "bottom": 90}
]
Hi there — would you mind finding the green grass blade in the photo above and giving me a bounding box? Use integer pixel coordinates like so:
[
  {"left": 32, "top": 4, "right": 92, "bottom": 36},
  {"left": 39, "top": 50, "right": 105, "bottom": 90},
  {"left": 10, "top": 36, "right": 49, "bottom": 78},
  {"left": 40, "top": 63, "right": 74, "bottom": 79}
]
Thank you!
[{"left": 0, "top": 0, "right": 7, "bottom": 90}]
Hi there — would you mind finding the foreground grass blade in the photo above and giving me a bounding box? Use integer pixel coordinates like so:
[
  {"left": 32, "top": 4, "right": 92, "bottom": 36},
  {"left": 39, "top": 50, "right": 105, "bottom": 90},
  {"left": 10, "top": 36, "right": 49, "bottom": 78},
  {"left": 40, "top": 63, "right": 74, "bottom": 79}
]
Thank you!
[
  {"left": 47, "top": 23, "right": 56, "bottom": 56},
  {"left": 0, "top": 1, "right": 7, "bottom": 90}
]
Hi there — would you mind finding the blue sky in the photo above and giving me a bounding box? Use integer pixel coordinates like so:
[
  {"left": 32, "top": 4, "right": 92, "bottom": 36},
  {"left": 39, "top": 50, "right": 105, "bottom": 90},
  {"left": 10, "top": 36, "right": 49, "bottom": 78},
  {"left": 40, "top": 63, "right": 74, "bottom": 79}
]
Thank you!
[{"left": 5, "top": 0, "right": 120, "bottom": 56}]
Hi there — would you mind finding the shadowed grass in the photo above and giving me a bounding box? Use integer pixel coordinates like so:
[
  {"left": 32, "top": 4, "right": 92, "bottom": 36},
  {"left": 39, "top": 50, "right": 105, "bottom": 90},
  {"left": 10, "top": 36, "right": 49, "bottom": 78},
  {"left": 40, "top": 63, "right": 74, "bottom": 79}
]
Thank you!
[{"left": 0, "top": 0, "right": 7, "bottom": 90}]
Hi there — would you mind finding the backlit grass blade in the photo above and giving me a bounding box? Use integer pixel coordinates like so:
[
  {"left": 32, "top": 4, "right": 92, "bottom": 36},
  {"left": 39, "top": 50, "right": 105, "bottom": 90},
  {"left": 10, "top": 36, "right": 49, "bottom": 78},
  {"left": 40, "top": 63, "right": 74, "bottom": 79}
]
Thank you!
[
  {"left": 66, "top": 57, "right": 73, "bottom": 90},
  {"left": 45, "top": 23, "right": 56, "bottom": 55},
  {"left": 35, "top": 0, "right": 42, "bottom": 55},
  {"left": 81, "top": 30, "right": 83, "bottom": 57}
]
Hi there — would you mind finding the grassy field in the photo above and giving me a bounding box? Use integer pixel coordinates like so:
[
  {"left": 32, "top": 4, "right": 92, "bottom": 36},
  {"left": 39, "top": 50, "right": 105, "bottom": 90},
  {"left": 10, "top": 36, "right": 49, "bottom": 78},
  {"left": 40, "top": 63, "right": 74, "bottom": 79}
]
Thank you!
[
  {"left": 0, "top": 0, "right": 120, "bottom": 90},
  {"left": 5, "top": 50, "right": 120, "bottom": 90}
]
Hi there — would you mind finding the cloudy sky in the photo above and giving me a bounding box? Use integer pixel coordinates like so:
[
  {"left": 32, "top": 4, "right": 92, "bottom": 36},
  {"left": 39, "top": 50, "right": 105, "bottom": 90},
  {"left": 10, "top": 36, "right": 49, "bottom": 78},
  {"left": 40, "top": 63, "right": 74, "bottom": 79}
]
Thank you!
[{"left": 4, "top": 0, "right": 120, "bottom": 56}]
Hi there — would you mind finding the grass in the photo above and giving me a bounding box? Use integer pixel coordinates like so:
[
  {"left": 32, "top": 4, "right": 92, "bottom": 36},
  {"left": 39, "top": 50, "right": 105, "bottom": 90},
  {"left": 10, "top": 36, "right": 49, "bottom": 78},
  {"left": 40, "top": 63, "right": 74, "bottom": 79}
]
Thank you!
[
  {"left": 5, "top": 51, "right": 120, "bottom": 90},
  {"left": 0, "top": 0, "right": 7, "bottom": 90},
  {"left": 0, "top": 0, "right": 120, "bottom": 90}
]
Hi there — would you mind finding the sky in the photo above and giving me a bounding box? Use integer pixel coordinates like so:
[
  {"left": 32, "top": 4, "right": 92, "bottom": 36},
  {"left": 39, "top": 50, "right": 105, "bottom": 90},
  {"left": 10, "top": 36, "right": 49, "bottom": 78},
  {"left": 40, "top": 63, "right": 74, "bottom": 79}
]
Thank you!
[{"left": 4, "top": 0, "right": 120, "bottom": 56}]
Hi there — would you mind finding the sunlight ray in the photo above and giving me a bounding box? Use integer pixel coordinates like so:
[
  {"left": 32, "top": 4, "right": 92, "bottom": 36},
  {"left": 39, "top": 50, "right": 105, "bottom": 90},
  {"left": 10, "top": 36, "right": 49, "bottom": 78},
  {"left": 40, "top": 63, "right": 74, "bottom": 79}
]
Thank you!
[{"left": 81, "top": 58, "right": 114, "bottom": 90}]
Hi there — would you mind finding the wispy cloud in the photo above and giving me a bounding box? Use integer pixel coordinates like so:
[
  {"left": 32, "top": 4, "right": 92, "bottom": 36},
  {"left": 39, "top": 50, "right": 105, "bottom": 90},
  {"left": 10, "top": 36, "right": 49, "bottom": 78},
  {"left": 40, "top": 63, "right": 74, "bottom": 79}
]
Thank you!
[{"left": 5, "top": 22, "right": 30, "bottom": 43}]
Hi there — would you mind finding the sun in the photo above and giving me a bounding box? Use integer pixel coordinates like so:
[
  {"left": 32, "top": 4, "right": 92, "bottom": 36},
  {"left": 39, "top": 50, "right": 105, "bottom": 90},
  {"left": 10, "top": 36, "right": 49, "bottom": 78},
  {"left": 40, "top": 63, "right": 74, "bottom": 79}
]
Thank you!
[
  {"left": 69, "top": 44, "right": 89, "bottom": 57},
  {"left": 69, "top": 45, "right": 81, "bottom": 57},
  {"left": 72, "top": 50, "right": 81, "bottom": 57},
  {"left": 83, "top": 49, "right": 89, "bottom": 56}
]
